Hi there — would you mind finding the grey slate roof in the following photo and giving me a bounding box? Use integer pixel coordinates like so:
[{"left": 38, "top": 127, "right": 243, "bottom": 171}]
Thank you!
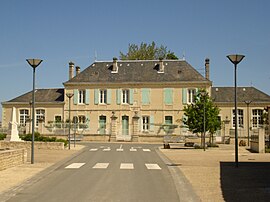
[
  {"left": 5, "top": 88, "right": 64, "bottom": 103},
  {"left": 64, "top": 60, "right": 208, "bottom": 84},
  {"left": 211, "top": 87, "right": 270, "bottom": 103}
]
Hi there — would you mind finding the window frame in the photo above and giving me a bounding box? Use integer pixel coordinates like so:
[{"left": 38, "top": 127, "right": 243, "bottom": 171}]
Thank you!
[
  {"left": 99, "top": 89, "right": 107, "bottom": 104},
  {"left": 187, "top": 89, "right": 196, "bottom": 104},
  {"left": 252, "top": 109, "right": 263, "bottom": 128},
  {"left": 122, "top": 89, "right": 130, "bottom": 104},
  {"left": 36, "top": 109, "right": 45, "bottom": 127},
  {"left": 78, "top": 90, "right": 86, "bottom": 104},
  {"left": 19, "top": 109, "right": 29, "bottom": 126},
  {"left": 142, "top": 116, "right": 150, "bottom": 132},
  {"left": 232, "top": 109, "right": 244, "bottom": 128}
]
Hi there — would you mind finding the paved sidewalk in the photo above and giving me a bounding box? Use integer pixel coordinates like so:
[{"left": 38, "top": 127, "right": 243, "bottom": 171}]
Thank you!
[{"left": 161, "top": 144, "right": 270, "bottom": 202}]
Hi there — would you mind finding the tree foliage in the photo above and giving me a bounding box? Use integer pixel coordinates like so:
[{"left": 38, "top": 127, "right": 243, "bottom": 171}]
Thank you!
[
  {"left": 183, "top": 89, "right": 221, "bottom": 143},
  {"left": 120, "top": 41, "right": 178, "bottom": 60}
]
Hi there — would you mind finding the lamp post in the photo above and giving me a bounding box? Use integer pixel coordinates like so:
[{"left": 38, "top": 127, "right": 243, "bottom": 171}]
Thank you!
[
  {"left": 227, "top": 54, "right": 245, "bottom": 168},
  {"left": 244, "top": 100, "right": 252, "bottom": 146},
  {"left": 200, "top": 91, "right": 207, "bottom": 151},
  {"left": 66, "top": 92, "right": 74, "bottom": 150},
  {"left": 26, "top": 59, "right": 43, "bottom": 164}
]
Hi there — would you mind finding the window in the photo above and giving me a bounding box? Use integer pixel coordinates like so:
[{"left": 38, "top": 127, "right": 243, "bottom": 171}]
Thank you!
[
  {"left": 122, "top": 89, "right": 129, "bottom": 104},
  {"left": 252, "top": 109, "right": 263, "bottom": 128},
  {"left": 54, "top": 116, "right": 62, "bottom": 123},
  {"left": 19, "top": 109, "right": 29, "bottom": 126},
  {"left": 232, "top": 109, "right": 244, "bottom": 128},
  {"left": 142, "top": 116, "right": 150, "bottom": 132},
  {"left": 165, "top": 116, "right": 173, "bottom": 125},
  {"left": 100, "top": 89, "right": 107, "bottom": 104},
  {"left": 78, "top": 90, "right": 86, "bottom": 104},
  {"left": 73, "top": 115, "right": 86, "bottom": 129},
  {"left": 187, "top": 89, "right": 196, "bottom": 104},
  {"left": 36, "top": 109, "right": 45, "bottom": 126}
]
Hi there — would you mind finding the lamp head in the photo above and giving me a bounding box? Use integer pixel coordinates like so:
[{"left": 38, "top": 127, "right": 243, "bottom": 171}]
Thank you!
[
  {"left": 227, "top": 54, "right": 245, "bottom": 65},
  {"left": 26, "top": 59, "right": 43, "bottom": 68},
  {"left": 66, "top": 93, "right": 74, "bottom": 98}
]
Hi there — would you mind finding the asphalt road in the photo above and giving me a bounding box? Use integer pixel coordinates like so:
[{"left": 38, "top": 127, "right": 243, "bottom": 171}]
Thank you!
[{"left": 7, "top": 143, "right": 181, "bottom": 202}]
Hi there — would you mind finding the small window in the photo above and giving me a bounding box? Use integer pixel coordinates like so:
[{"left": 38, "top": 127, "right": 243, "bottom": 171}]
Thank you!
[
  {"left": 142, "top": 116, "right": 150, "bottom": 132},
  {"left": 122, "top": 89, "right": 130, "bottom": 104},
  {"left": 100, "top": 89, "right": 107, "bottom": 104},
  {"left": 78, "top": 90, "right": 86, "bottom": 104},
  {"left": 54, "top": 116, "right": 62, "bottom": 123},
  {"left": 187, "top": 89, "right": 196, "bottom": 104}
]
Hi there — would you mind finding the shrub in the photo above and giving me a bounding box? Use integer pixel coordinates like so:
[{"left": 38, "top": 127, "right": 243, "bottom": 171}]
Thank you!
[
  {"left": 0, "top": 133, "right": 7, "bottom": 140},
  {"left": 20, "top": 132, "right": 68, "bottom": 146}
]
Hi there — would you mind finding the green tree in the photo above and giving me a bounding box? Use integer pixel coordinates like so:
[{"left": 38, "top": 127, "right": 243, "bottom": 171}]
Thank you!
[
  {"left": 120, "top": 41, "right": 178, "bottom": 60},
  {"left": 183, "top": 89, "right": 221, "bottom": 147}
]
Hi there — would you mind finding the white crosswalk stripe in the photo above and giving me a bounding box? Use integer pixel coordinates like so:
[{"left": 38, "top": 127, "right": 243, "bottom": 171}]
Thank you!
[
  {"left": 89, "top": 147, "right": 151, "bottom": 152},
  {"left": 65, "top": 163, "right": 85, "bottom": 169},
  {"left": 145, "top": 164, "right": 161, "bottom": 170},
  {"left": 120, "top": 163, "right": 134, "bottom": 169},
  {"left": 143, "top": 149, "right": 151, "bottom": 152},
  {"left": 130, "top": 148, "right": 137, "bottom": 152},
  {"left": 93, "top": 163, "right": 109, "bottom": 169}
]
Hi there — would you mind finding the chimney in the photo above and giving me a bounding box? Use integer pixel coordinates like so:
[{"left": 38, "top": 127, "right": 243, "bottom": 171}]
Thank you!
[
  {"left": 69, "top": 61, "right": 74, "bottom": 80},
  {"left": 76, "top": 66, "right": 80, "bottom": 76},
  {"left": 112, "top": 57, "right": 118, "bottom": 72},
  {"left": 158, "top": 58, "right": 164, "bottom": 73},
  {"left": 205, "top": 58, "right": 210, "bottom": 80}
]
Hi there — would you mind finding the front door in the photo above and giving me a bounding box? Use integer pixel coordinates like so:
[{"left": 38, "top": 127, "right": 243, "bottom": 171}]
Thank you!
[
  {"left": 99, "top": 116, "right": 106, "bottom": 134},
  {"left": 122, "top": 116, "right": 129, "bottom": 135}
]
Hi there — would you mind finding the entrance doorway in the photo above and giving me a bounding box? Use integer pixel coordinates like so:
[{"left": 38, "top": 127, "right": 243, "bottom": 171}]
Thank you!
[{"left": 122, "top": 116, "right": 129, "bottom": 135}]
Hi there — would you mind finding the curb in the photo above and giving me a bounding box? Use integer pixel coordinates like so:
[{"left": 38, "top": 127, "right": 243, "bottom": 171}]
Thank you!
[{"left": 156, "top": 147, "right": 201, "bottom": 202}]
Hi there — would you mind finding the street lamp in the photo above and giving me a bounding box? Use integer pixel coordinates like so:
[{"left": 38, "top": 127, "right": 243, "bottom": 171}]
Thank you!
[
  {"left": 200, "top": 91, "right": 207, "bottom": 151},
  {"left": 26, "top": 59, "right": 43, "bottom": 164},
  {"left": 244, "top": 100, "right": 252, "bottom": 146},
  {"left": 66, "top": 92, "right": 74, "bottom": 150},
  {"left": 227, "top": 54, "right": 245, "bottom": 167}
]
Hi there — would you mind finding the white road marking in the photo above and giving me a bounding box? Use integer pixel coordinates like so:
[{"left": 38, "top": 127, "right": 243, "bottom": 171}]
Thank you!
[
  {"left": 143, "top": 149, "right": 151, "bottom": 152},
  {"left": 89, "top": 148, "right": 98, "bottom": 151},
  {"left": 103, "top": 147, "right": 111, "bottom": 151},
  {"left": 120, "top": 163, "right": 134, "bottom": 169},
  {"left": 117, "top": 144, "right": 123, "bottom": 152},
  {"left": 93, "top": 163, "right": 109, "bottom": 169},
  {"left": 130, "top": 147, "right": 137, "bottom": 152},
  {"left": 145, "top": 164, "right": 161, "bottom": 170},
  {"left": 65, "top": 163, "right": 85, "bottom": 169}
]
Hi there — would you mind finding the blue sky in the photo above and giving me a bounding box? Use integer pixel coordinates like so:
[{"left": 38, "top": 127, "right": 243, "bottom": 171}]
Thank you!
[{"left": 1, "top": 0, "right": 270, "bottom": 118}]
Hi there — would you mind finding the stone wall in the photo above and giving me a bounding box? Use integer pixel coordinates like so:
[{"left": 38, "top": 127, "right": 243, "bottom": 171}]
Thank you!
[
  {"left": 0, "top": 141, "right": 65, "bottom": 151},
  {"left": 0, "top": 149, "right": 26, "bottom": 171}
]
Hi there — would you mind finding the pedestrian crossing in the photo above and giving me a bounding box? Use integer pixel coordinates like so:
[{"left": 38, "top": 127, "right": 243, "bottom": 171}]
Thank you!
[
  {"left": 65, "top": 162, "right": 161, "bottom": 170},
  {"left": 89, "top": 145, "right": 152, "bottom": 152}
]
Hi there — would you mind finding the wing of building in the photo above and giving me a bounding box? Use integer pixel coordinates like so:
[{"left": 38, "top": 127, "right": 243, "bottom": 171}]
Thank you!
[{"left": 2, "top": 58, "right": 270, "bottom": 142}]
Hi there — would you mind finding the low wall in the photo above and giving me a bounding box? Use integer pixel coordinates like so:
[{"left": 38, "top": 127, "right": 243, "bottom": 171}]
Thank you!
[
  {"left": 0, "top": 149, "right": 26, "bottom": 171},
  {"left": 0, "top": 141, "right": 65, "bottom": 151}
]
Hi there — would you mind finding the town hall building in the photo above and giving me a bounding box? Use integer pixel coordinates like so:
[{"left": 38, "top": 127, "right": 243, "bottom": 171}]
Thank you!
[{"left": 2, "top": 58, "right": 270, "bottom": 142}]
